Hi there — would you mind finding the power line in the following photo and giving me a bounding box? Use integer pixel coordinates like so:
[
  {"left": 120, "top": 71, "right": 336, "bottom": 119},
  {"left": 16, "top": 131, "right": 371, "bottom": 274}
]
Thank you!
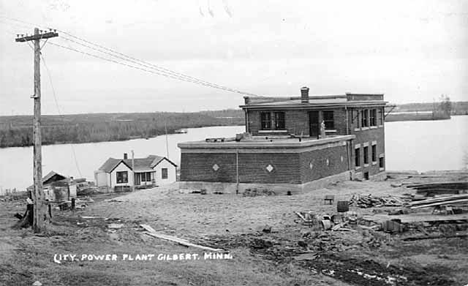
[
  {"left": 41, "top": 54, "right": 83, "bottom": 178},
  {"left": 1, "top": 15, "right": 259, "bottom": 96},
  {"left": 59, "top": 35, "right": 255, "bottom": 95}
]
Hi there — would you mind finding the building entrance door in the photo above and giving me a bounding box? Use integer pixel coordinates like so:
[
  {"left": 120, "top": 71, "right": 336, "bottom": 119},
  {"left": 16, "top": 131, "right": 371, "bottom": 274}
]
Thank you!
[{"left": 309, "top": 111, "right": 320, "bottom": 139}]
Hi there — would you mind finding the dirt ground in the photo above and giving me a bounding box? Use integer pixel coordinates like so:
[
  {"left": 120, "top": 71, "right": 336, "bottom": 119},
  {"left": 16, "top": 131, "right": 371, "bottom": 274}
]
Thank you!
[{"left": 1, "top": 174, "right": 467, "bottom": 286}]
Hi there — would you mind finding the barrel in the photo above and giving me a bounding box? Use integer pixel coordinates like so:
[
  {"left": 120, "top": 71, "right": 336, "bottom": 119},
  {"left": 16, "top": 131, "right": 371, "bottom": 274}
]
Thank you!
[
  {"left": 321, "top": 220, "right": 332, "bottom": 230},
  {"left": 337, "top": 201, "right": 349, "bottom": 212}
]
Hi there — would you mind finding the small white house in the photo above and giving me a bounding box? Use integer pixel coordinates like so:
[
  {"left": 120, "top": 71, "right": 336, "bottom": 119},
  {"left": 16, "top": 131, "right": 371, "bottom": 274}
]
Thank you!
[{"left": 94, "top": 154, "right": 177, "bottom": 191}]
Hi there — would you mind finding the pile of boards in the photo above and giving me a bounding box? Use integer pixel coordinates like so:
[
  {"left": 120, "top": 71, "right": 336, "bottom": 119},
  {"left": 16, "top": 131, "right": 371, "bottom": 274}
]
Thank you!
[
  {"left": 405, "top": 181, "right": 468, "bottom": 196},
  {"left": 349, "top": 194, "right": 404, "bottom": 208},
  {"left": 406, "top": 194, "right": 468, "bottom": 209}
]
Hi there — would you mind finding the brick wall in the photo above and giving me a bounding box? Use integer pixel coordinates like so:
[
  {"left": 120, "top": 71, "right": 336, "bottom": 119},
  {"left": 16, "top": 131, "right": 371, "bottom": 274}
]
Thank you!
[
  {"left": 180, "top": 143, "right": 349, "bottom": 184},
  {"left": 299, "top": 144, "right": 349, "bottom": 182},
  {"left": 247, "top": 108, "right": 348, "bottom": 137}
]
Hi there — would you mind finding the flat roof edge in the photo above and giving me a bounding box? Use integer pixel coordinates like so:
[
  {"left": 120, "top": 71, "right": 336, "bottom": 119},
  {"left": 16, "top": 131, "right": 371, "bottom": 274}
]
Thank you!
[{"left": 178, "top": 135, "right": 355, "bottom": 150}]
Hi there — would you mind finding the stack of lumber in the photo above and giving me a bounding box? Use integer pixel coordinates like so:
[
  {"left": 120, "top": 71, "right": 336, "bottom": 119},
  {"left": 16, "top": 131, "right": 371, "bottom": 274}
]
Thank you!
[
  {"left": 407, "top": 194, "right": 468, "bottom": 209},
  {"left": 349, "top": 194, "right": 403, "bottom": 208},
  {"left": 405, "top": 181, "right": 468, "bottom": 196}
]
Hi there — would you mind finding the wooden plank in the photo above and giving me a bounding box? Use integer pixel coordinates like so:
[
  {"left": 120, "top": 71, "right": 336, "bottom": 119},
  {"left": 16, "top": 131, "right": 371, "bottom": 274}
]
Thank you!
[
  {"left": 140, "top": 224, "right": 224, "bottom": 252},
  {"left": 410, "top": 199, "right": 468, "bottom": 209}
]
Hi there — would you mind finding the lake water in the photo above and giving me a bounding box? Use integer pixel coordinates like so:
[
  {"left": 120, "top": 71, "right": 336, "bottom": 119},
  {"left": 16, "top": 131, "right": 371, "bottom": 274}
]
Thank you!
[{"left": 1, "top": 116, "right": 467, "bottom": 191}]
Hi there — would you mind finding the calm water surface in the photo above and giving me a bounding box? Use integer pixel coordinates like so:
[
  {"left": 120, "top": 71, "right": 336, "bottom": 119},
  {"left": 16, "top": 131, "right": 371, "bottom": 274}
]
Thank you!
[{"left": 1, "top": 116, "right": 467, "bottom": 190}]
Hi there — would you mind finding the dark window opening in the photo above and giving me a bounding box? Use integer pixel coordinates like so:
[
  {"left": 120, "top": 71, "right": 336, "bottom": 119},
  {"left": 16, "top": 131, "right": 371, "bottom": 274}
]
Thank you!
[
  {"left": 361, "top": 109, "right": 369, "bottom": 127},
  {"left": 355, "top": 147, "right": 361, "bottom": 167},
  {"left": 372, "top": 145, "right": 377, "bottom": 162},
  {"left": 379, "top": 156, "right": 385, "bottom": 169},
  {"left": 363, "top": 146, "right": 369, "bottom": 165},
  {"left": 162, "top": 168, "right": 168, "bottom": 179},
  {"left": 141, "top": 172, "right": 151, "bottom": 182},
  {"left": 370, "top": 109, "right": 377, "bottom": 126},
  {"left": 260, "top": 112, "right": 271, "bottom": 130},
  {"left": 323, "top": 111, "right": 335, "bottom": 130},
  {"left": 378, "top": 108, "right": 384, "bottom": 125},
  {"left": 274, "top": 112, "right": 285, "bottom": 129},
  {"left": 116, "top": 171, "right": 128, "bottom": 183},
  {"left": 356, "top": 110, "right": 361, "bottom": 128}
]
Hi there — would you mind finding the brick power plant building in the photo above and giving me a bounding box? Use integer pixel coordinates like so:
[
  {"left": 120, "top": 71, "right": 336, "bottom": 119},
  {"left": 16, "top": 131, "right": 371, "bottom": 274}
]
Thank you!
[{"left": 178, "top": 87, "right": 387, "bottom": 193}]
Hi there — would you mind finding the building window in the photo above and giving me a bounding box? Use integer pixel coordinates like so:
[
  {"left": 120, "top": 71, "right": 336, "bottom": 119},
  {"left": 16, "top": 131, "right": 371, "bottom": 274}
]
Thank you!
[
  {"left": 355, "top": 147, "right": 361, "bottom": 167},
  {"left": 379, "top": 155, "right": 385, "bottom": 169},
  {"left": 370, "top": 109, "right": 377, "bottom": 126},
  {"left": 116, "top": 171, "right": 128, "bottom": 183},
  {"left": 361, "top": 109, "right": 369, "bottom": 127},
  {"left": 323, "top": 111, "right": 335, "bottom": 130},
  {"left": 274, "top": 112, "right": 285, "bottom": 129},
  {"left": 363, "top": 146, "right": 369, "bottom": 165},
  {"left": 162, "top": 168, "right": 168, "bottom": 179},
  {"left": 260, "top": 112, "right": 272, "bottom": 130},
  {"left": 372, "top": 144, "right": 377, "bottom": 162},
  {"left": 355, "top": 110, "right": 360, "bottom": 128},
  {"left": 377, "top": 108, "right": 383, "bottom": 126}
]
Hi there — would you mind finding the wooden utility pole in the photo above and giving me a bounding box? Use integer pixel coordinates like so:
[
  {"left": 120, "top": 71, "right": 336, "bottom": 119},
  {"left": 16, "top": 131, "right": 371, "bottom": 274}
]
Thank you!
[{"left": 16, "top": 28, "right": 59, "bottom": 233}]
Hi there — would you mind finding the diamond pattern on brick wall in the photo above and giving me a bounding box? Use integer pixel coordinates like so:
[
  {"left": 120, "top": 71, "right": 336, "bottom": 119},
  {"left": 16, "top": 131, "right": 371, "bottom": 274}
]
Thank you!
[{"left": 266, "top": 164, "right": 274, "bottom": 172}]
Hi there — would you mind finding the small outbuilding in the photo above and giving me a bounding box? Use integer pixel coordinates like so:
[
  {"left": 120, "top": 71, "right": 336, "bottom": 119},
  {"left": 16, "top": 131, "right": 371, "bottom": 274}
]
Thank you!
[{"left": 94, "top": 154, "right": 177, "bottom": 191}]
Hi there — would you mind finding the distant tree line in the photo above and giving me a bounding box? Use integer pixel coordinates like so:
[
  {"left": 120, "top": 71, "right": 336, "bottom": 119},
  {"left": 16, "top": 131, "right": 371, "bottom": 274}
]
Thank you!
[{"left": 0, "top": 111, "right": 244, "bottom": 148}]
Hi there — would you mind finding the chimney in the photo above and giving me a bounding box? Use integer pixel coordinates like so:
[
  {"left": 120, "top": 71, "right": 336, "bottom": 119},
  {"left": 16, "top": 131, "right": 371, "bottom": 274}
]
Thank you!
[
  {"left": 301, "top": 87, "right": 309, "bottom": 103},
  {"left": 123, "top": 153, "right": 128, "bottom": 160}
]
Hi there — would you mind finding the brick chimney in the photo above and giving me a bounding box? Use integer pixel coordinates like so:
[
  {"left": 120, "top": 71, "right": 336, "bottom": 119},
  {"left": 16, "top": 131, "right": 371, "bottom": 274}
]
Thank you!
[
  {"left": 123, "top": 153, "right": 128, "bottom": 160},
  {"left": 301, "top": 87, "right": 309, "bottom": 103}
]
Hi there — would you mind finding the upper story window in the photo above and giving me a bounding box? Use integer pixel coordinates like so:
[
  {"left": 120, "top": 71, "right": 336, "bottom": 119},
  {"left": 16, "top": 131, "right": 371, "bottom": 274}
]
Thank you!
[
  {"left": 260, "top": 112, "right": 272, "bottom": 130},
  {"left": 377, "top": 108, "right": 383, "bottom": 126},
  {"left": 261, "top": 111, "right": 285, "bottom": 130},
  {"left": 361, "top": 109, "right": 369, "bottom": 127},
  {"left": 370, "top": 109, "right": 377, "bottom": 126},
  {"left": 274, "top": 112, "right": 285, "bottom": 129},
  {"left": 323, "top": 111, "right": 335, "bottom": 130}
]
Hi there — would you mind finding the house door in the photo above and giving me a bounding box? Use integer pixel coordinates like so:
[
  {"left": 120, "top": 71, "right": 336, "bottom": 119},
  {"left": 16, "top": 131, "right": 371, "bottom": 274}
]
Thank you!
[
  {"left": 309, "top": 111, "right": 320, "bottom": 139},
  {"left": 134, "top": 173, "right": 141, "bottom": 185}
]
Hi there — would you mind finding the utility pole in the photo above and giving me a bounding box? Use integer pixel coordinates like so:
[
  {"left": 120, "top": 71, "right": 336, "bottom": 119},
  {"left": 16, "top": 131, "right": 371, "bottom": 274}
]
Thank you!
[{"left": 16, "top": 28, "right": 59, "bottom": 233}]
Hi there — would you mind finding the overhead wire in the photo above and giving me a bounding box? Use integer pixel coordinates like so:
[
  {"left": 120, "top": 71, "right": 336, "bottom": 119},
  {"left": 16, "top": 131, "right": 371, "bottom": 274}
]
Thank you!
[
  {"left": 40, "top": 53, "right": 83, "bottom": 177},
  {"left": 0, "top": 15, "right": 259, "bottom": 96}
]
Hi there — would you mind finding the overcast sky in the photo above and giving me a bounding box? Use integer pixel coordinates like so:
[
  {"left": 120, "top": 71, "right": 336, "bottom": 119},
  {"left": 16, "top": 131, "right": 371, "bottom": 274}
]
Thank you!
[{"left": 0, "top": 0, "right": 467, "bottom": 115}]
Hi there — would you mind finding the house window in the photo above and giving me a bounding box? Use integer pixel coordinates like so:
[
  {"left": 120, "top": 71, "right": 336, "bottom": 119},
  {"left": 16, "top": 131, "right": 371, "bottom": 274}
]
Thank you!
[
  {"left": 363, "top": 146, "right": 369, "bottom": 165},
  {"left": 260, "top": 112, "right": 272, "bottom": 130},
  {"left": 274, "top": 112, "right": 285, "bottom": 129},
  {"left": 370, "top": 109, "right": 377, "bottom": 126},
  {"left": 355, "top": 147, "right": 361, "bottom": 167},
  {"left": 161, "top": 168, "right": 168, "bottom": 179},
  {"left": 141, "top": 172, "right": 151, "bottom": 182},
  {"left": 116, "top": 171, "right": 128, "bottom": 183},
  {"left": 372, "top": 144, "right": 377, "bottom": 162},
  {"left": 361, "top": 109, "right": 369, "bottom": 127},
  {"left": 323, "top": 111, "right": 335, "bottom": 130}
]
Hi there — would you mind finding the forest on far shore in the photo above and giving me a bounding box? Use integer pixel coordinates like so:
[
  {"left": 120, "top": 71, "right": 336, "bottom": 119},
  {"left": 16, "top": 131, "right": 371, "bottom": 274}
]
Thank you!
[
  {"left": 1, "top": 100, "right": 467, "bottom": 148},
  {"left": 0, "top": 111, "right": 244, "bottom": 148}
]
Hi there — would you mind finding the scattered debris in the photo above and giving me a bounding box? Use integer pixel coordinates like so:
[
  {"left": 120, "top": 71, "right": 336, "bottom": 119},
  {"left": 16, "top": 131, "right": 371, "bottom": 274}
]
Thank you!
[
  {"left": 350, "top": 194, "right": 404, "bottom": 208},
  {"left": 140, "top": 224, "right": 224, "bottom": 252},
  {"left": 243, "top": 188, "right": 276, "bottom": 197},
  {"left": 108, "top": 223, "right": 124, "bottom": 229}
]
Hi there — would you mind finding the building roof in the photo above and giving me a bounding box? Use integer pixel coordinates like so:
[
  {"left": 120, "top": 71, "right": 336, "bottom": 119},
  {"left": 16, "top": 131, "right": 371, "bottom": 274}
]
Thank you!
[
  {"left": 240, "top": 93, "right": 386, "bottom": 110},
  {"left": 27, "top": 171, "right": 68, "bottom": 190},
  {"left": 98, "top": 155, "right": 177, "bottom": 173}
]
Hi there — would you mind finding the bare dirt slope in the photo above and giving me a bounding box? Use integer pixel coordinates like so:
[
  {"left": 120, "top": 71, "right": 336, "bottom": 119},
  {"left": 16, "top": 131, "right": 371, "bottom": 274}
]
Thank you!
[{"left": 1, "top": 176, "right": 467, "bottom": 286}]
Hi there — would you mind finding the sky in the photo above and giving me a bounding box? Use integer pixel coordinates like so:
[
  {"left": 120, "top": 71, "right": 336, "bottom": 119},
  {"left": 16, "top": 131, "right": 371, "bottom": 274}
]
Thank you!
[{"left": 0, "top": 0, "right": 467, "bottom": 115}]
